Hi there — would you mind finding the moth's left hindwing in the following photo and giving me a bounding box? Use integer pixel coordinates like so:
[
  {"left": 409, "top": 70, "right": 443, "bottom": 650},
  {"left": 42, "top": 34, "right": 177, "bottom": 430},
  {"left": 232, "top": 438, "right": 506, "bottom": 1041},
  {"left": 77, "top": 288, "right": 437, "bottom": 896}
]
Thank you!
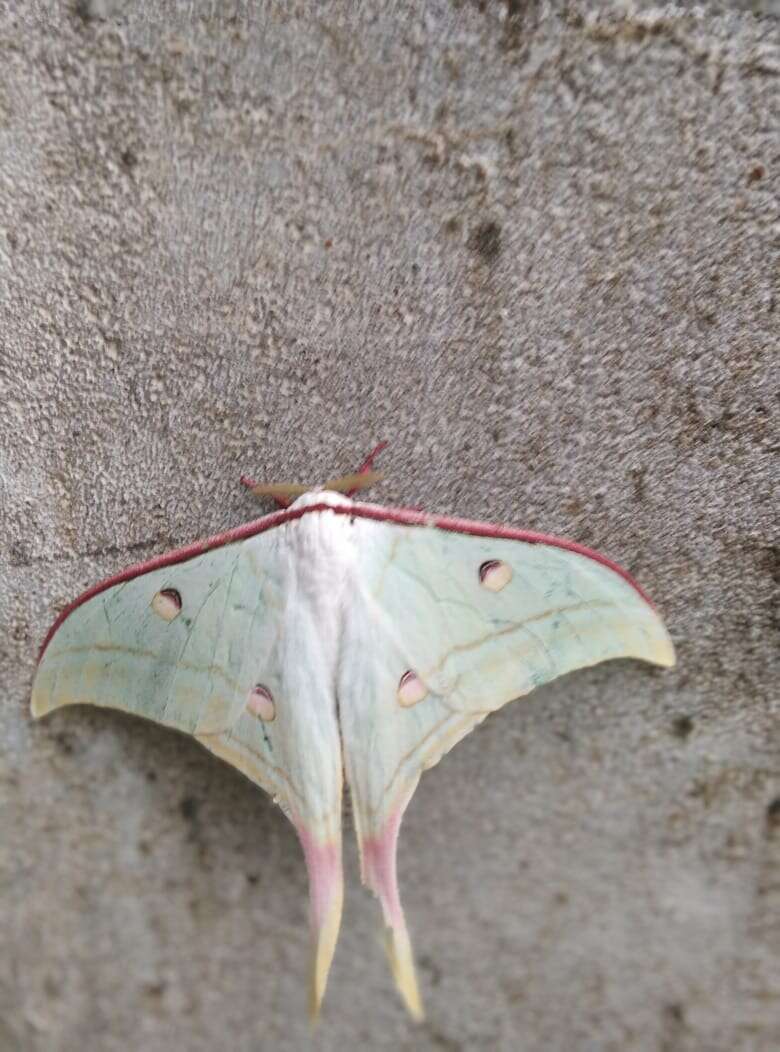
[{"left": 33, "top": 527, "right": 346, "bottom": 1016}]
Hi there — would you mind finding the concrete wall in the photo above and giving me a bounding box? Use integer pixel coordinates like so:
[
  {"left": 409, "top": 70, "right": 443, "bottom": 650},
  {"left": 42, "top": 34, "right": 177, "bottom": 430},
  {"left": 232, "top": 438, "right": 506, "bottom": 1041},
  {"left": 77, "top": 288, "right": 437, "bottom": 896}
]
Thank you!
[{"left": 1, "top": 3, "right": 777, "bottom": 1049}]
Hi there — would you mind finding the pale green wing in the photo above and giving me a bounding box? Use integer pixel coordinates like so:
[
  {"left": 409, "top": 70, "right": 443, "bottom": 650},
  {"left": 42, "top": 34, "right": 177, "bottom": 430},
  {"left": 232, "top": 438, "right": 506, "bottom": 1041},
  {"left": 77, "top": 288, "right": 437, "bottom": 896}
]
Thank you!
[
  {"left": 338, "top": 516, "right": 675, "bottom": 1017},
  {"left": 32, "top": 529, "right": 344, "bottom": 1016}
]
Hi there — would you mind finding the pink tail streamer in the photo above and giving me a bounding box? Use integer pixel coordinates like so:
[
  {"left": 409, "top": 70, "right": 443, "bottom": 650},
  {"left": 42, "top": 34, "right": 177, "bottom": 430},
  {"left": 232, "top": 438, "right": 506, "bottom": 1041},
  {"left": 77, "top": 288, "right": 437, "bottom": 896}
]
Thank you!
[{"left": 359, "top": 804, "right": 423, "bottom": 1020}]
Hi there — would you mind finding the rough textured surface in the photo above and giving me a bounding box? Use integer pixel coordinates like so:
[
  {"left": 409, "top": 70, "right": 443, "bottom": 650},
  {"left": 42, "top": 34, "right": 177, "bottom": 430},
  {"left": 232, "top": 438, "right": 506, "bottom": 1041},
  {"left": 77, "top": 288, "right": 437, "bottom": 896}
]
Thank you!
[{"left": 0, "top": 2, "right": 778, "bottom": 1050}]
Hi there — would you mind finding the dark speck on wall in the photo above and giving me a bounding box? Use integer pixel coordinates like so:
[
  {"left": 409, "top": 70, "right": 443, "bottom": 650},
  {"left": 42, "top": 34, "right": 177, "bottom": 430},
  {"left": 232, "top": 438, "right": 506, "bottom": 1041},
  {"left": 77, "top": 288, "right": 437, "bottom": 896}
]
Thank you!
[
  {"left": 630, "top": 466, "right": 647, "bottom": 503},
  {"left": 180, "top": 796, "right": 200, "bottom": 823},
  {"left": 766, "top": 797, "right": 780, "bottom": 830},
  {"left": 467, "top": 220, "right": 502, "bottom": 264},
  {"left": 671, "top": 715, "right": 694, "bottom": 739}
]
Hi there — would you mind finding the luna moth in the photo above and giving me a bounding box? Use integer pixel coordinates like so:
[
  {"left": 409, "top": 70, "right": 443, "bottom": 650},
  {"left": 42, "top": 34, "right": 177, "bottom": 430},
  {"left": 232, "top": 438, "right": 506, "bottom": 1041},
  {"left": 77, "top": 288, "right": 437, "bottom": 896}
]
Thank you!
[{"left": 31, "top": 444, "right": 675, "bottom": 1021}]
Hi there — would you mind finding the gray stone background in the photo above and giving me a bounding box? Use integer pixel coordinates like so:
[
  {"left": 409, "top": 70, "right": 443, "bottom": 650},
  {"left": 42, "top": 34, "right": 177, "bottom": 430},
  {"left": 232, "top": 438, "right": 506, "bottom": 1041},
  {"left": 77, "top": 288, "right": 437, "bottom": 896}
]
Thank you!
[{"left": 0, "top": 2, "right": 778, "bottom": 1050}]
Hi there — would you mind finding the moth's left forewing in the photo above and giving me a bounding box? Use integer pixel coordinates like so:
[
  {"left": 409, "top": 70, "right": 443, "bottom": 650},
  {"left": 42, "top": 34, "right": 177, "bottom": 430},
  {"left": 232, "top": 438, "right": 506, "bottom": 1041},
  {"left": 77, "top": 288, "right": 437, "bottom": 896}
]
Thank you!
[{"left": 33, "top": 547, "right": 252, "bottom": 733}]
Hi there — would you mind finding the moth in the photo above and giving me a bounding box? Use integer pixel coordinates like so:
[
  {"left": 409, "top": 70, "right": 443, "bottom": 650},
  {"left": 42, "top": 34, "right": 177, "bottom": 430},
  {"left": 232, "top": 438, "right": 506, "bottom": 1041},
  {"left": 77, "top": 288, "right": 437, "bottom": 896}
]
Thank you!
[{"left": 31, "top": 444, "right": 675, "bottom": 1020}]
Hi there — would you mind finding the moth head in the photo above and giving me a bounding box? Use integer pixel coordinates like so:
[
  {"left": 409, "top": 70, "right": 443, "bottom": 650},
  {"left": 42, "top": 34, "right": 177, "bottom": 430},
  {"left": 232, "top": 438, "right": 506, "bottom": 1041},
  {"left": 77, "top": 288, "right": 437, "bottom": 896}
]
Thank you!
[
  {"left": 289, "top": 489, "right": 354, "bottom": 511},
  {"left": 244, "top": 443, "right": 386, "bottom": 509}
]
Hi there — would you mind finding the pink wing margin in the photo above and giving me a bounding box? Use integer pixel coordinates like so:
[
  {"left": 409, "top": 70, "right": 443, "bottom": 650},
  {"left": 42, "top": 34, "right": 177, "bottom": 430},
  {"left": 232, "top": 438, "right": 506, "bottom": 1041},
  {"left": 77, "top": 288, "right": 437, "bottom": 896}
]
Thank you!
[{"left": 38, "top": 500, "right": 657, "bottom": 661}]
